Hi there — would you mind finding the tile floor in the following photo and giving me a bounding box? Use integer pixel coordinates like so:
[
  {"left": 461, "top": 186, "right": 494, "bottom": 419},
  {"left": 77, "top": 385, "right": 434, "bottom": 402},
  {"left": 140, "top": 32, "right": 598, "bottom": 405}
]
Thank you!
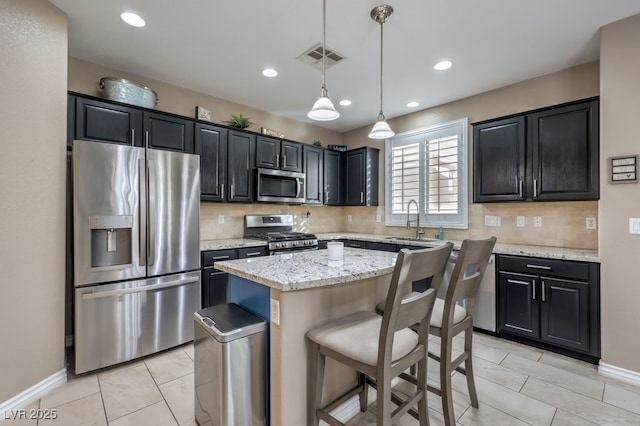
[{"left": 6, "top": 333, "right": 640, "bottom": 425}]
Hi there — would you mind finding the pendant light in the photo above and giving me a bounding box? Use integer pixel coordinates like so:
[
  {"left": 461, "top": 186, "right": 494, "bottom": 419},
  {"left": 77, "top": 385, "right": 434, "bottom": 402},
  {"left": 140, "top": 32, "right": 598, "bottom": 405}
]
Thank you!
[
  {"left": 307, "top": 0, "right": 340, "bottom": 121},
  {"left": 368, "top": 5, "right": 394, "bottom": 139}
]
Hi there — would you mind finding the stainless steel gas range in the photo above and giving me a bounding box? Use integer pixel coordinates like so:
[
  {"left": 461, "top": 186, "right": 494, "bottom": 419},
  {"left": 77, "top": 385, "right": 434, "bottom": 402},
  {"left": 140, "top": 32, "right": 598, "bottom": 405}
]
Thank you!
[{"left": 245, "top": 214, "right": 318, "bottom": 255}]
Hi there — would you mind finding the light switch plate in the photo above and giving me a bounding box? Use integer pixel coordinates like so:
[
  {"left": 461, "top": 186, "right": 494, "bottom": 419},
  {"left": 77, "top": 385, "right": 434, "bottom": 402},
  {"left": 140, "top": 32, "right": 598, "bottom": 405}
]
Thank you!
[
  {"left": 217, "top": 214, "right": 224, "bottom": 224},
  {"left": 586, "top": 217, "right": 597, "bottom": 229},
  {"left": 270, "top": 298, "right": 280, "bottom": 325},
  {"left": 516, "top": 216, "right": 525, "bottom": 227},
  {"left": 630, "top": 218, "right": 640, "bottom": 234},
  {"left": 533, "top": 216, "right": 543, "bottom": 228}
]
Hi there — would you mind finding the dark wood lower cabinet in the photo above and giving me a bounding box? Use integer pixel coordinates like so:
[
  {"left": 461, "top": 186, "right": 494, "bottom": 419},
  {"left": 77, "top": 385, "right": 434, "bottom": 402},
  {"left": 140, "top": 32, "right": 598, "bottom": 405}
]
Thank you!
[{"left": 497, "top": 255, "right": 599, "bottom": 362}]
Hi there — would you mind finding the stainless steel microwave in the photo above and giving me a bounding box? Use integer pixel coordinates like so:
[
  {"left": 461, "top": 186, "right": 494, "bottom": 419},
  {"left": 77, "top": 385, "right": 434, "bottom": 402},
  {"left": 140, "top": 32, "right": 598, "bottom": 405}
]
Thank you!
[{"left": 256, "top": 168, "right": 305, "bottom": 203}]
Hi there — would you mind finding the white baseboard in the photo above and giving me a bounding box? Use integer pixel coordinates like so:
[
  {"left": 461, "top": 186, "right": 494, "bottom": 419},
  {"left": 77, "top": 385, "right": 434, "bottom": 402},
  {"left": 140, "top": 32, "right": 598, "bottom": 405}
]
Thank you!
[
  {"left": 599, "top": 362, "right": 640, "bottom": 387},
  {"left": 0, "top": 369, "right": 67, "bottom": 422}
]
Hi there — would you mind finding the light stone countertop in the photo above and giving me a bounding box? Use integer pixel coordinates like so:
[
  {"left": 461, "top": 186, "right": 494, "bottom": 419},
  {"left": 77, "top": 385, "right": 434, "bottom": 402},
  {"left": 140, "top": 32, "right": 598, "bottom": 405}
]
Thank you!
[
  {"left": 315, "top": 233, "right": 600, "bottom": 263},
  {"left": 214, "top": 247, "right": 398, "bottom": 292},
  {"left": 199, "top": 233, "right": 600, "bottom": 263}
]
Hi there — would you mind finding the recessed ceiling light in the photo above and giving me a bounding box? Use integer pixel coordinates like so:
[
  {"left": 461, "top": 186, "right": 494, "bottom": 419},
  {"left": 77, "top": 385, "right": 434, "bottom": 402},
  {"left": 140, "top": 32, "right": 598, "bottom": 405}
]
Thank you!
[
  {"left": 406, "top": 101, "right": 420, "bottom": 108},
  {"left": 434, "top": 60, "right": 452, "bottom": 71},
  {"left": 121, "top": 12, "right": 145, "bottom": 27},
  {"left": 261, "top": 68, "right": 278, "bottom": 78},
  {"left": 339, "top": 99, "right": 352, "bottom": 106}
]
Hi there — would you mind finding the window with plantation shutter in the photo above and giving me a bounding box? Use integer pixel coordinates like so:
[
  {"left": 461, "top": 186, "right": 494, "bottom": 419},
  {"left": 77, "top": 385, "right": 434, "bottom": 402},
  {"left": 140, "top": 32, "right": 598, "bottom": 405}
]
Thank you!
[{"left": 385, "top": 118, "right": 468, "bottom": 229}]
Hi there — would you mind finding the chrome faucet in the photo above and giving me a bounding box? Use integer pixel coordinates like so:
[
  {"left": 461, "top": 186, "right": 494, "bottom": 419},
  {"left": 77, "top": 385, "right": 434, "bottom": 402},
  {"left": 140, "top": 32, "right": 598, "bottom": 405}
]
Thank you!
[{"left": 406, "top": 199, "right": 425, "bottom": 239}]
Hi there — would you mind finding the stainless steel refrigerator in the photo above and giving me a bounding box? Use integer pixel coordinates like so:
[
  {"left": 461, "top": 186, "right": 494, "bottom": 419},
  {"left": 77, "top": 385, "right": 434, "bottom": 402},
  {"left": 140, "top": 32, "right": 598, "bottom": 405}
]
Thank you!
[{"left": 72, "top": 140, "right": 201, "bottom": 374}]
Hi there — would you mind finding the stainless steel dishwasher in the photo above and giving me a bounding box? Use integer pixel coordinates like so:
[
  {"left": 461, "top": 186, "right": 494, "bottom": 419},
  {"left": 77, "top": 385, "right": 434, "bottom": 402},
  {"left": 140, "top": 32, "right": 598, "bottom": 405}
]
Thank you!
[{"left": 440, "top": 252, "right": 496, "bottom": 332}]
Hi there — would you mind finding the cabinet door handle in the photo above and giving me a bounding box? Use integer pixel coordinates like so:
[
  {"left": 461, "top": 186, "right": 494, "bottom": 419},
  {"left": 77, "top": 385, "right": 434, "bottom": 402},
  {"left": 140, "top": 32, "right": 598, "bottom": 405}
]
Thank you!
[
  {"left": 275, "top": 155, "right": 280, "bottom": 169},
  {"left": 221, "top": 184, "right": 224, "bottom": 199},
  {"left": 360, "top": 192, "right": 364, "bottom": 204},
  {"left": 533, "top": 179, "right": 538, "bottom": 198},
  {"left": 131, "top": 129, "right": 135, "bottom": 146},
  {"left": 518, "top": 180, "right": 523, "bottom": 198},
  {"left": 230, "top": 184, "right": 235, "bottom": 199},
  {"left": 526, "top": 264, "right": 551, "bottom": 270},
  {"left": 542, "top": 280, "right": 546, "bottom": 302},
  {"left": 532, "top": 279, "right": 536, "bottom": 300},
  {"left": 283, "top": 154, "right": 287, "bottom": 168},
  {"left": 145, "top": 130, "right": 149, "bottom": 149},
  {"left": 506, "top": 279, "right": 530, "bottom": 285}
]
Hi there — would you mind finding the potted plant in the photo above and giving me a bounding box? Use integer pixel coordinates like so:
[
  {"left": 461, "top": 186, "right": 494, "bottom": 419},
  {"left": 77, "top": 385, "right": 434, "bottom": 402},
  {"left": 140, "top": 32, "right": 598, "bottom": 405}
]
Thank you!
[{"left": 223, "top": 113, "right": 254, "bottom": 129}]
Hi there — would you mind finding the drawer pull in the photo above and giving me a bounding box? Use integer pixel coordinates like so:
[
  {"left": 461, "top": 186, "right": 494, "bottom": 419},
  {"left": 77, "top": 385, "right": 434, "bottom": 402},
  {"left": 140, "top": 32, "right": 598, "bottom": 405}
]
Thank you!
[
  {"left": 526, "top": 264, "right": 551, "bottom": 270},
  {"left": 212, "top": 255, "right": 231, "bottom": 260},
  {"left": 245, "top": 252, "right": 262, "bottom": 257},
  {"left": 506, "top": 279, "right": 530, "bottom": 285},
  {"left": 351, "top": 244, "right": 362, "bottom": 248}
]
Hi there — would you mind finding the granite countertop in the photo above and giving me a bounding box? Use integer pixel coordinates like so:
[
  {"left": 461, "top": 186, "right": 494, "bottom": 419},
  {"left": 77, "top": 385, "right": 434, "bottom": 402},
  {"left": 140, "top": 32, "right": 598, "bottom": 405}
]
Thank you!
[
  {"left": 214, "top": 247, "right": 398, "bottom": 292},
  {"left": 199, "top": 233, "right": 600, "bottom": 263},
  {"left": 315, "top": 233, "right": 600, "bottom": 263}
]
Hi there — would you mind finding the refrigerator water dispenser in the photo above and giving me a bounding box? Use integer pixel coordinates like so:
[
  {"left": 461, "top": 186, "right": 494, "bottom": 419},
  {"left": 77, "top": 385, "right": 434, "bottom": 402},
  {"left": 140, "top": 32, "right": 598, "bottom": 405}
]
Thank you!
[{"left": 89, "top": 215, "right": 134, "bottom": 267}]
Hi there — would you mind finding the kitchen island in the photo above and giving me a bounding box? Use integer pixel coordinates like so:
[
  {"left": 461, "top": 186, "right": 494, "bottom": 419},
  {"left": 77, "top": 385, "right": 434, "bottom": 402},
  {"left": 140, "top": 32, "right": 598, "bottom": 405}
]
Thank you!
[{"left": 214, "top": 247, "right": 399, "bottom": 426}]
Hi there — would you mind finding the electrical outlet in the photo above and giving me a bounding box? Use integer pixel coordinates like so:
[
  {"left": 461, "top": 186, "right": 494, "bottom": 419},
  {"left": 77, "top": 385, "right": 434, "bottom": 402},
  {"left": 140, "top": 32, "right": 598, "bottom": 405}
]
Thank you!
[
  {"left": 348, "top": 215, "right": 352, "bottom": 222},
  {"left": 376, "top": 214, "right": 381, "bottom": 223},
  {"left": 630, "top": 218, "right": 640, "bottom": 234},
  {"left": 516, "top": 216, "right": 525, "bottom": 227},
  {"left": 484, "top": 215, "right": 501, "bottom": 227},
  {"left": 586, "top": 217, "right": 597, "bottom": 230},
  {"left": 270, "top": 298, "right": 280, "bottom": 325},
  {"left": 533, "top": 216, "right": 543, "bottom": 228},
  {"left": 217, "top": 214, "right": 224, "bottom": 224}
]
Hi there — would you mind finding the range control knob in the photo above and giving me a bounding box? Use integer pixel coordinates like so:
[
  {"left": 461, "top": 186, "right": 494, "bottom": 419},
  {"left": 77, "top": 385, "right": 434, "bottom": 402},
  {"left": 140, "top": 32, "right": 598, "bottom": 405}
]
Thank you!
[{"left": 293, "top": 241, "right": 299, "bottom": 246}]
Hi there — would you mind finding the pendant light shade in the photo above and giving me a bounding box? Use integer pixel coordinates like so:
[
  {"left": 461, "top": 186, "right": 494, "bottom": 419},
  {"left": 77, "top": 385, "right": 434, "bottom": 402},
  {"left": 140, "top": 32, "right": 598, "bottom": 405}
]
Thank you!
[
  {"left": 308, "top": 85, "right": 340, "bottom": 121},
  {"left": 368, "top": 113, "right": 395, "bottom": 139},
  {"left": 369, "top": 5, "right": 394, "bottom": 139},
  {"left": 308, "top": 0, "right": 339, "bottom": 121}
]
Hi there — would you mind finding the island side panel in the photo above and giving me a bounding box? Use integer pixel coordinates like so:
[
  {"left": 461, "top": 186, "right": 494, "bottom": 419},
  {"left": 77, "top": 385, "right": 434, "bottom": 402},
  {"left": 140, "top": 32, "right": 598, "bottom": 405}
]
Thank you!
[{"left": 269, "top": 275, "right": 390, "bottom": 426}]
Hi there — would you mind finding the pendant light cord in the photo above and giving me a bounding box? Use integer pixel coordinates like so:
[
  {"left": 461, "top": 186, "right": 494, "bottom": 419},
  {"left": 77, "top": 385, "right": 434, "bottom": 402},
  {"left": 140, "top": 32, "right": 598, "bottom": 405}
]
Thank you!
[
  {"left": 322, "top": 0, "right": 327, "bottom": 90},
  {"left": 379, "top": 20, "right": 384, "bottom": 117}
]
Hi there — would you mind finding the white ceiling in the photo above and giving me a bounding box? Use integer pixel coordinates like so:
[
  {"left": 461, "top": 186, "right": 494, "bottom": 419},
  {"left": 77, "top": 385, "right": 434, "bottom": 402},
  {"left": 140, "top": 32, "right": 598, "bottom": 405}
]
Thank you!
[{"left": 50, "top": 0, "right": 640, "bottom": 133}]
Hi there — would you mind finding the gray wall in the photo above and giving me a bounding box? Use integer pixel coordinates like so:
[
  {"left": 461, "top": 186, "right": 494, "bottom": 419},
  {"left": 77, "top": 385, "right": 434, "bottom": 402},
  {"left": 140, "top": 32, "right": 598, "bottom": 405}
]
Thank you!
[{"left": 0, "top": 0, "right": 67, "bottom": 403}]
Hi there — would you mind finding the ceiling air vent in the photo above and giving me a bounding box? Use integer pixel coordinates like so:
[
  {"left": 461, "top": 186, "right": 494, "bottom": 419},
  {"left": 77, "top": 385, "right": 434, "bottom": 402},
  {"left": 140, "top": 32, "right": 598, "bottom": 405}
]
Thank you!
[{"left": 297, "top": 43, "right": 345, "bottom": 71}]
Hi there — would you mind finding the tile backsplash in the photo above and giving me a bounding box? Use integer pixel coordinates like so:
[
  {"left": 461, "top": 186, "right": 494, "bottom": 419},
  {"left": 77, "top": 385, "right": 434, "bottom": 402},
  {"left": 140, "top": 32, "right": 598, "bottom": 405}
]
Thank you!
[{"left": 200, "top": 201, "right": 598, "bottom": 249}]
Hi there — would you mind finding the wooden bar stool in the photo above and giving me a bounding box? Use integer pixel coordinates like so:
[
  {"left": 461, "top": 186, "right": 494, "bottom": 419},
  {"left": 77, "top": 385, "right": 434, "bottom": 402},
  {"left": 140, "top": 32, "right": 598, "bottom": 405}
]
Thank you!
[
  {"left": 427, "top": 237, "right": 496, "bottom": 425},
  {"left": 305, "top": 243, "right": 453, "bottom": 426}
]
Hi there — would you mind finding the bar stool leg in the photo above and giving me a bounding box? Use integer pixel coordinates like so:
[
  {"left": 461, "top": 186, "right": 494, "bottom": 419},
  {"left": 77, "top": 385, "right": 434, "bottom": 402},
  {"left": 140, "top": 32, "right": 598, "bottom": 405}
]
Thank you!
[
  {"left": 417, "top": 356, "right": 430, "bottom": 426},
  {"left": 376, "top": 376, "right": 393, "bottom": 425},
  {"left": 464, "top": 327, "right": 479, "bottom": 408},
  {"left": 307, "top": 341, "right": 325, "bottom": 426},
  {"left": 358, "top": 372, "right": 368, "bottom": 412},
  {"left": 440, "top": 331, "right": 455, "bottom": 426}
]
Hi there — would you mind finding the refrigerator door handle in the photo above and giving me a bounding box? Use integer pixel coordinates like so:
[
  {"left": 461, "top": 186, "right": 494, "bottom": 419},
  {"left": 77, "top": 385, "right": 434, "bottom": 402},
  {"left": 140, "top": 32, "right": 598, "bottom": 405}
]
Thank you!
[
  {"left": 147, "top": 159, "right": 156, "bottom": 267},
  {"left": 138, "top": 158, "right": 147, "bottom": 267},
  {"left": 80, "top": 276, "right": 200, "bottom": 300}
]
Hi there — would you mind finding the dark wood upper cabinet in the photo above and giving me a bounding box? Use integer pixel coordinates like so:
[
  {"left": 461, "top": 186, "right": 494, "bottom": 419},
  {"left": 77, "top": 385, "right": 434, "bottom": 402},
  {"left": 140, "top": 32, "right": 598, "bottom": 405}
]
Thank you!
[
  {"left": 256, "top": 136, "right": 303, "bottom": 172},
  {"left": 74, "top": 96, "right": 143, "bottom": 147},
  {"left": 344, "top": 147, "right": 379, "bottom": 206},
  {"left": 143, "top": 112, "right": 194, "bottom": 153},
  {"left": 323, "top": 150, "right": 344, "bottom": 206},
  {"left": 227, "top": 130, "right": 255, "bottom": 202},
  {"left": 303, "top": 145, "right": 324, "bottom": 204},
  {"left": 473, "top": 98, "right": 599, "bottom": 203},
  {"left": 530, "top": 100, "right": 599, "bottom": 201},
  {"left": 473, "top": 116, "right": 526, "bottom": 202},
  {"left": 195, "top": 123, "right": 228, "bottom": 202}
]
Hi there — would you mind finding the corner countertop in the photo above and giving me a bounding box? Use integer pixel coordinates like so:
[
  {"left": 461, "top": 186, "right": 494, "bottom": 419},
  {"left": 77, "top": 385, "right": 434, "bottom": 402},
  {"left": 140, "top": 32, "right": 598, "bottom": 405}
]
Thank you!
[
  {"left": 200, "top": 233, "right": 600, "bottom": 263},
  {"left": 214, "top": 247, "right": 398, "bottom": 292}
]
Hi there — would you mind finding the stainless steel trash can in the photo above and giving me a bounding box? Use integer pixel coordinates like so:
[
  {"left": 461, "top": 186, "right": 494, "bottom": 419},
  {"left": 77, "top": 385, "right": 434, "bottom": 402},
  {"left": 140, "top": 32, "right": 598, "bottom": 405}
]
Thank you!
[{"left": 194, "top": 303, "right": 267, "bottom": 426}]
